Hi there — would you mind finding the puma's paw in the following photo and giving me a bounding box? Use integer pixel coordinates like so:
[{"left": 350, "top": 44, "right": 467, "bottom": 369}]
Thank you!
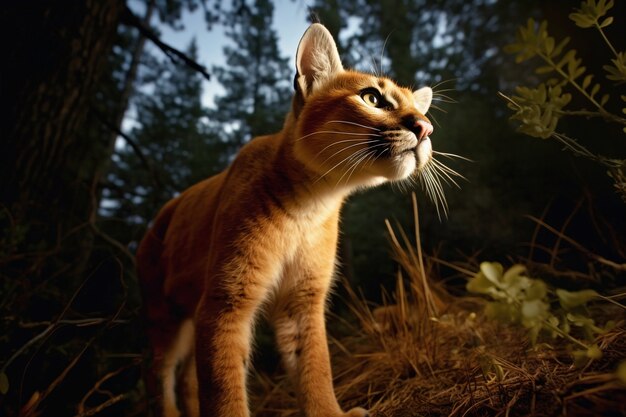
[{"left": 343, "top": 407, "right": 370, "bottom": 417}]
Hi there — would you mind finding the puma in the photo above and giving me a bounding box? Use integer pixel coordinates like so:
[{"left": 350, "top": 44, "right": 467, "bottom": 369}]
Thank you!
[{"left": 137, "top": 23, "right": 439, "bottom": 417}]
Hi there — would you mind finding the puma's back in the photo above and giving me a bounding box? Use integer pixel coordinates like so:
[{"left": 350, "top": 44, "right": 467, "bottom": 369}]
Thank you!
[{"left": 137, "top": 23, "right": 444, "bottom": 417}]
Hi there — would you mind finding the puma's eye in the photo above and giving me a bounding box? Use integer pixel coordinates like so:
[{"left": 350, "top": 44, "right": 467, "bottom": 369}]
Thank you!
[{"left": 361, "top": 91, "right": 380, "bottom": 107}]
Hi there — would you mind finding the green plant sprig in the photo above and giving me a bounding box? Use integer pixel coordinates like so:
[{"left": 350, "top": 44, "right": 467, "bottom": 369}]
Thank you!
[
  {"left": 569, "top": 0, "right": 619, "bottom": 60},
  {"left": 498, "top": 92, "right": 623, "bottom": 171},
  {"left": 504, "top": 18, "right": 611, "bottom": 115},
  {"left": 569, "top": 0, "right": 626, "bottom": 86},
  {"left": 466, "top": 262, "right": 624, "bottom": 366}
]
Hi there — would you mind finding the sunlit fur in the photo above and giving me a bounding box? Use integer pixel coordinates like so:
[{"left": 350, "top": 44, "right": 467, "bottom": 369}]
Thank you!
[{"left": 136, "top": 23, "right": 461, "bottom": 417}]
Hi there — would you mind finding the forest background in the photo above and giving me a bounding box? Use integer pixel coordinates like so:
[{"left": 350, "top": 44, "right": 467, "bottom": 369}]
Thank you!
[{"left": 1, "top": 0, "right": 624, "bottom": 416}]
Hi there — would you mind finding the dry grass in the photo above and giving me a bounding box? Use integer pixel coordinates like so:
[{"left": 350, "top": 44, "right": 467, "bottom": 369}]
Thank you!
[{"left": 251, "top": 194, "right": 626, "bottom": 417}]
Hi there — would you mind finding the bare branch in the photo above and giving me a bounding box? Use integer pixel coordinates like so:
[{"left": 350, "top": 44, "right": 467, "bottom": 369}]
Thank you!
[{"left": 121, "top": 6, "right": 211, "bottom": 81}]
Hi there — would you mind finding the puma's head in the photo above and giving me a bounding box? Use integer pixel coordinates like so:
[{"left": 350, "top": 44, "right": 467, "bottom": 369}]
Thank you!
[{"left": 291, "top": 23, "right": 434, "bottom": 189}]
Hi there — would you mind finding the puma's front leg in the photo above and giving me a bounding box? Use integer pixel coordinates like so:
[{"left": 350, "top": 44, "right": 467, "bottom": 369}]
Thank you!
[
  {"left": 195, "top": 296, "right": 252, "bottom": 417},
  {"left": 272, "top": 263, "right": 370, "bottom": 417},
  {"left": 195, "top": 271, "right": 274, "bottom": 417}
]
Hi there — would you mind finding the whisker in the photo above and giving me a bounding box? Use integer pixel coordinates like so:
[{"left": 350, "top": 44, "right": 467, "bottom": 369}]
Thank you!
[
  {"left": 417, "top": 165, "right": 449, "bottom": 220},
  {"left": 318, "top": 140, "right": 378, "bottom": 166},
  {"left": 430, "top": 78, "right": 458, "bottom": 91},
  {"left": 426, "top": 168, "right": 449, "bottom": 219},
  {"left": 432, "top": 94, "right": 458, "bottom": 104},
  {"left": 428, "top": 112, "right": 442, "bottom": 128},
  {"left": 432, "top": 89, "right": 457, "bottom": 95},
  {"left": 432, "top": 151, "right": 473, "bottom": 162},
  {"left": 430, "top": 160, "right": 462, "bottom": 189},
  {"left": 324, "top": 120, "right": 381, "bottom": 131},
  {"left": 432, "top": 89, "right": 456, "bottom": 95},
  {"left": 296, "top": 130, "right": 379, "bottom": 142},
  {"left": 318, "top": 142, "right": 389, "bottom": 184},
  {"left": 316, "top": 147, "right": 371, "bottom": 183},
  {"left": 315, "top": 138, "right": 378, "bottom": 158},
  {"left": 379, "top": 32, "right": 392, "bottom": 76},
  {"left": 338, "top": 149, "right": 375, "bottom": 187},
  {"left": 430, "top": 157, "right": 466, "bottom": 179},
  {"left": 368, "top": 52, "right": 379, "bottom": 77},
  {"left": 352, "top": 150, "right": 379, "bottom": 183}
]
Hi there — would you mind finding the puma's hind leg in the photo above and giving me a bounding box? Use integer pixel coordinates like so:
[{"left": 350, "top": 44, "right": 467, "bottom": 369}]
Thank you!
[
  {"left": 180, "top": 345, "right": 199, "bottom": 417},
  {"left": 146, "top": 319, "right": 195, "bottom": 417}
]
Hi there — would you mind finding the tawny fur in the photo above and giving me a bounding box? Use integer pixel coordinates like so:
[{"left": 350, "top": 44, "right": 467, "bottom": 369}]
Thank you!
[{"left": 137, "top": 23, "right": 434, "bottom": 417}]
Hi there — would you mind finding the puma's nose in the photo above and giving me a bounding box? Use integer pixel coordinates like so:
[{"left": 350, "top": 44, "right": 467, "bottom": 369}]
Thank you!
[{"left": 413, "top": 119, "right": 433, "bottom": 141}]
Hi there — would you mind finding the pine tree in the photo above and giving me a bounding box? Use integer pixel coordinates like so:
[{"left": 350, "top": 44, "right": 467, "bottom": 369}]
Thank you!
[
  {"left": 209, "top": 0, "right": 292, "bottom": 148},
  {"left": 102, "top": 39, "right": 226, "bottom": 244}
]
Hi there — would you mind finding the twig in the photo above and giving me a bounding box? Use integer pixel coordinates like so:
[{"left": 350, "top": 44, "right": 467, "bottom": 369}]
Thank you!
[
  {"left": 526, "top": 215, "right": 626, "bottom": 271},
  {"left": 88, "top": 175, "right": 136, "bottom": 264},
  {"left": 14, "top": 259, "right": 130, "bottom": 416},
  {"left": 2, "top": 264, "right": 97, "bottom": 375},
  {"left": 17, "top": 318, "right": 129, "bottom": 329},
  {"left": 77, "top": 362, "right": 137, "bottom": 414},
  {"left": 549, "top": 198, "right": 583, "bottom": 269},
  {"left": 21, "top": 337, "right": 96, "bottom": 417},
  {"left": 594, "top": 22, "right": 619, "bottom": 60},
  {"left": 73, "top": 394, "right": 126, "bottom": 417}
]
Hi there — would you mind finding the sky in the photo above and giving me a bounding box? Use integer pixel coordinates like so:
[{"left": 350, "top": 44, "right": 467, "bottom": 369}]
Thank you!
[{"left": 157, "top": 0, "right": 311, "bottom": 107}]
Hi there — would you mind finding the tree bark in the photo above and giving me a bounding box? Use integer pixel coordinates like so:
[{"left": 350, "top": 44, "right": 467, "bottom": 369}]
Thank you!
[{"left": 0, "top": 0, "right": 124, "bottom": 277}]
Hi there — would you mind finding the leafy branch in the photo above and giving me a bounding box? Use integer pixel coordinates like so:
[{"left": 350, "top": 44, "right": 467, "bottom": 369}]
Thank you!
[
  {"left": 503, "top": 16, "right": 624, "bottom": 127},
  {"left": 569, "top": 0, "right": 618, "bottom": 59},
  {"left": 502, "top": 0, "right": 626, "bottom": 128},
  {"left": 501, "top": 0, "right": 626, "bottom": 202}
]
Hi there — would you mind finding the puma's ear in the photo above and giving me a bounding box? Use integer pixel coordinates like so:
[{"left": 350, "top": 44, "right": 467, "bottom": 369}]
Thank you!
[
  {"left": 295, "top": 23, "right": 343, "bottom": 97},
  {"left": 413, "top": 87, "right": 433, "bottom": 115}
]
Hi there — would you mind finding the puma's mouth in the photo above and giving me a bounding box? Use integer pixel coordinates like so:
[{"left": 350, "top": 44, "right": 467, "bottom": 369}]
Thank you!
[
  {"left": 415, "top": 136, "right": 432, "bottom": 170},
  {"left": 371, "top": 129, "right": 418, "bottom": 158}
]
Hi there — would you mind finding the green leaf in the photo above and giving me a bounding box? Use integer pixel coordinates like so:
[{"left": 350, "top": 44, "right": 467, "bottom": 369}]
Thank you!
[
  {"left": 557, "top": 50, "right": 576, "bottom": 70},
  {"left": 544, "top": 37, "right": 555, "bottom": 56},
  {"left": 599, "top": 16, "right": 613, "bottom": 27},
  {"left": 526, "top": 279, "right": 548, "bottom": 300},
  {"left": 552, "top": 37, "right": 570, "bottom": 57},
  {"left": 600, "top": 94, "right": 610, "bottom": 106},
  {"left": 502, "top": 264, "right": 527, "bottom": 284},
  {"left": 590, "top": 83, "right": 601, "bottom": 98},
  {"left": 485, "top": 301, "right": 519, "bottom": 323},
  {"left": 521, "top": 299, "right": 549, "bottom": 322},
  {"left": 0, "top": 372, "right": 8, "bottom": 395},
  {"left": 569, "top": 12, "right": 594, "bottom": 28},
  {"left": 573, "top": 66, "right": 586, "bottom": 80},
  {"left": 480, "top": 262, "right": 503, "bottom": 285},
  {"left": 573, "top": 349, "right": 589, "bottom": 367},
  {"left": 557, "top": 289, "right": 599, "bottom": 310},
  {"left": 494, "top": 362, "right": 504, "bottom": 381},
  {"left": 536, "top": 66, "right": 554, "bottom": 74},
  {"left": 604, "top": 320, "right": 616, "bottom": 332},
  {"left": 582, "top": 74, "right": 594, "bottom": 90},
  {"left": 566, "top": 313, "right": 605, "bottom": 337},
  {"left": 467, "top": 271, "right": 493, "bottom": 295},
  {"left": 586, "top": 344, "right": 602, "bottom": 360}
]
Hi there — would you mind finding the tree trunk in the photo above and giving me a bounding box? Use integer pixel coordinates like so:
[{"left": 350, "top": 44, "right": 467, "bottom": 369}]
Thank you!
[{"left": 0, "top": 0, "right": 124, "bottom": 279}]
